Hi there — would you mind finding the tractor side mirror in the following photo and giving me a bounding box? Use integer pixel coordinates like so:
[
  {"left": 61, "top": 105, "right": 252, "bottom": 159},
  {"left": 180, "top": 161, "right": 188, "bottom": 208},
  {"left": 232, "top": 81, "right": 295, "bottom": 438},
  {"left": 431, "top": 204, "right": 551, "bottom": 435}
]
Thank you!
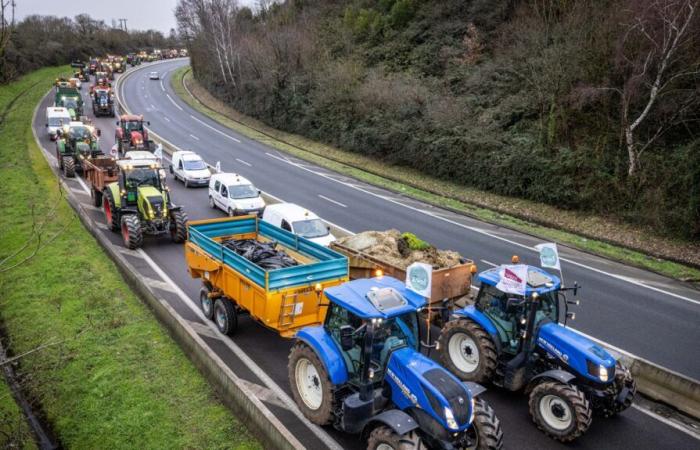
[
  {"left": 339, "top": 325, "right": 354, "bottom": 351},
  {"left": 327, "top": 225, "right": 331, "bottom": 232},
  {"left": 573, "top": 282, "right": 579, "bottom": 296},
  {"left": 96, "top": 129, "right": 101, "bottom": 137},
  {"left": 147, "top": 121, "right": 151, "bottom": 126},
  {"left": 566, "top": 312, "right": 576, "bottom": 321},
  {"left": 116, "top": 121, "right": 119, "bottom": 126}
]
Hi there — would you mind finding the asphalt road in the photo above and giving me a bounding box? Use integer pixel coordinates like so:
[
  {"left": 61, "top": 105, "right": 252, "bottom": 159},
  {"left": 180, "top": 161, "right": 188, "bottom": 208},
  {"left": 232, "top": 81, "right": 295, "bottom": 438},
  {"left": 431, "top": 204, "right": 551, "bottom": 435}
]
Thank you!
[{"left": 32, "top": 60, "right": 700, "bottom": 449}]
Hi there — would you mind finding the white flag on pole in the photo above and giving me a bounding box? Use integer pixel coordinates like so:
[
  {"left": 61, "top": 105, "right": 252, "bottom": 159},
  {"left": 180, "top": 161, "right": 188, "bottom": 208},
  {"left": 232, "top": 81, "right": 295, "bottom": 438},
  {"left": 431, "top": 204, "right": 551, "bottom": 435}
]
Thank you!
[
  {"left": 215, "top": 161, "right": 221, "bottom": 173},
  {"left": 535, "top": 243, "right": 561, "bottom": 271},
  {"left": 496, "top": 264, "right": 529, "bottom": 296},
  {"left": 153, "top": 143, "right": 163, "bottom": 163},
  {"left": 405, "top": 262, "right": 432, "bottom": 298}
]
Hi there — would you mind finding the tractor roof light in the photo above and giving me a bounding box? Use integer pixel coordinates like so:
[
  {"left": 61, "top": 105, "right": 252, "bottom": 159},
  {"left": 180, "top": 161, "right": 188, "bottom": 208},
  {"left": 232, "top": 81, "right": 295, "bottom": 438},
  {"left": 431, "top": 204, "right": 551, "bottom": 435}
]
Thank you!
[
  {"left": 374, "top": 269, "right": 383, "bottom": 278},
  {"left": 511, "top": 255, "right": 520, "bottom": 264},
  {"left": 470, "top": 264, "right": 477, "bottom": 275}
]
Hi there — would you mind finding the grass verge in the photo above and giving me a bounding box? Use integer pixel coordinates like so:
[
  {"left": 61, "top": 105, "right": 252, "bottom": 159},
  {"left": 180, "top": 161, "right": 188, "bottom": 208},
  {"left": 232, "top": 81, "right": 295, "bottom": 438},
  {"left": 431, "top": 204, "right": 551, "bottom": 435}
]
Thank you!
[
  {"left": 0, "top": 375, "right": 36, "bottom": 449},
  {"left": 0, "top": 67, "right": 259, "bottom": 449},
  {"left": 172, "top": 65, "right": 700, "bottom": 282}
]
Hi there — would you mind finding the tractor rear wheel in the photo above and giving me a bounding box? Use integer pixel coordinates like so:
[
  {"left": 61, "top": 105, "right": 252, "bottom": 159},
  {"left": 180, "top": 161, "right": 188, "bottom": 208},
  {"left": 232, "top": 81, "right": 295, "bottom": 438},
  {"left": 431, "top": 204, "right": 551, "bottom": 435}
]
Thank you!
[
  {"left": 103, "top": 190, "right": 119, "bottom": 232},
  {"left": 438, "top": 319, "right": 497, "bottom": 384},
  {"left": 213, "top": 298, "right": 237, "bottom": 335},
  {"left": 91, "top": 187, "right": 102, "bottom": 207},
  {"left": 169, "top": 209, "right": 188, "bottom": 243},
  {"left": 367, "top": 427, "right": 425, "bottom": 450},
  {"left": 63, "top": 156, "right": 75, "bottom": 178},
  {"left": 529, "top": 381, "right": 592, "bottom": 442},
  {"left": 466, "top": 398, "right": 504, "bottom": 450},
  {"left": 199, "top": 285, "right": 215, "bottom": 320},
  {"left": 288, "top": 342, "right": 335, "bottom": 426},
  {"left": 121, "top": 214, "right": 143, "bottom": 249}
]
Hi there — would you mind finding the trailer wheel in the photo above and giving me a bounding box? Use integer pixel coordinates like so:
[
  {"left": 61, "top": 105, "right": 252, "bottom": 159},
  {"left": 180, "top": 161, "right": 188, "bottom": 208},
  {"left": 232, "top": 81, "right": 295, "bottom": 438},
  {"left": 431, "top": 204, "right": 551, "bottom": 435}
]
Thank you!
[
  {"left": 529, "top": 381, "right": 592, "bottom": 442},
  {"left": 288, "top": 342, "right": 335, "bottom": 425},
  {"left": 169, "top": 209, "right": 188, "bottom": 243},
  {"left": 103, "top": 190, "right": 119, "bottom": 232},
  {"left": 466, "top": 398, "right": 504, "bottom": 450},
  {"left": 199, "top": 286, "right": 215, "bottom": 320},
  {"left": 213, "top": 298, "right": 237, "bottom": 335},
  {"left": 367, "top": 426, "right": 425, "bottom": 450},
  {"left": 91, "top": 187, "right": 103, "bottom": 207},
  {"left": 438, "top": 319, "right": 497, "bottom": 383},
  {"left": 63, "top": 156, "right": 75, "bottom": 178},
  {"left": 121, "top": 214, "right": 143, "bottom": 249}
]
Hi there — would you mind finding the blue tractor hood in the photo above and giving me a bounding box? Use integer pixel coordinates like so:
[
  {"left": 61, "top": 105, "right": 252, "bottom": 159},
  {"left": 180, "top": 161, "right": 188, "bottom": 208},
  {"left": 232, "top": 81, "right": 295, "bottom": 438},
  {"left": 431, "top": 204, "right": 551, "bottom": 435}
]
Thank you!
[
  {"left": 537, "top": 322, "right": 616, "bottom": 384},
  {"left": 385, "top": 347, "right": 474, "bottom": 433}
]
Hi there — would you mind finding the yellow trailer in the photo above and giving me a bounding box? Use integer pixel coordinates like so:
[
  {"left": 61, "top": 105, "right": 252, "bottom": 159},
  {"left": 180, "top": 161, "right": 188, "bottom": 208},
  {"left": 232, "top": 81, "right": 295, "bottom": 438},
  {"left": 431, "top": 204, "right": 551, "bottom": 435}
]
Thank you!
[{"left": 185, "top": 216, "right": 349, "bottom": 337}]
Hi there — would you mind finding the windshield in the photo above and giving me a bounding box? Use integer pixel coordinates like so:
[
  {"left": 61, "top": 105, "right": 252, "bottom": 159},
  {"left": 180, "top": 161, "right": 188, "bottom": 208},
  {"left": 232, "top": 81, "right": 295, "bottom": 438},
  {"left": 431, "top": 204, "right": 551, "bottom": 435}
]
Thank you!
[
  {"left": 228, "top": 184, "right": 258, "bottom": 199},
  {"left": 63, "top": 98, "right": 78, "bottom": 109},
  {"left": 292, "top": 219, "right": 328, "bottom": 238},
  {"left": 183, "top": 159, "right": 207, "bottom": 170},
  {"left": 125, "top": 168, "right": 160, "bottom": 189},
  {"left": 369, "top": 312, "right": 419, "bottom": 377},
  {"left": 70, "top": 126, "right": 92, "bottom": 140},
  {"left": 48, "top": 117, "right": 66, "bottom": 127},
  {"left": 125, "top": 120, "right": 143, "bottom": 131}
]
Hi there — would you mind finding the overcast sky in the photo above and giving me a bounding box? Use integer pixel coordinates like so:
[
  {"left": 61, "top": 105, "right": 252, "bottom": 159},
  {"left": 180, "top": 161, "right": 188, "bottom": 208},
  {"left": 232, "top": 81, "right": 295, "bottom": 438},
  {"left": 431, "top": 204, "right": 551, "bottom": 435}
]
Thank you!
[{"left": 15, "top": 0, "right": 259, "bottom": 33}]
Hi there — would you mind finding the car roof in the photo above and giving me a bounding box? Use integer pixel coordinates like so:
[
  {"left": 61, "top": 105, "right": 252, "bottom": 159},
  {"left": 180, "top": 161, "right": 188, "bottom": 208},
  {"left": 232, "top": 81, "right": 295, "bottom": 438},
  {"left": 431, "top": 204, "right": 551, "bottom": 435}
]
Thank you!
[
  {"left": 211, "top": 172, "right": 253, "bottom": 186},
  {"left": 323, "top": 276, "right": 426, "bottom": 320},
  {"left": 265, "top": 203, "right": 319, "bottom": 222},
  {"left": 478, "top": 265, "right": 561, "bottom": 295},
  {"left": 47, "top": 107, "right": 70, "bottom": 115}
]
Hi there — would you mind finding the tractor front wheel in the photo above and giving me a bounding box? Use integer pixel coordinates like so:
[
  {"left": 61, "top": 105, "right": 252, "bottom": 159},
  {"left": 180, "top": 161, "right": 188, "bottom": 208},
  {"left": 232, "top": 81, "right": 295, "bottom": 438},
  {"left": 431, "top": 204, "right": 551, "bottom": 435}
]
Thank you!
[
  {"left": 529, "top": 381, "right": 592, "bottom": 442},
  {"left": 103, "top": 190, "right": 119, "bottom": 232},
  {"left": 466, "top": 398, "right": 504, "bottom": 450},
  {"left": 438, "top": 319, "right": 497, "bottom": 383},
  {"left": 121, "top": 214, "right": 143, "bottom": 249},
  {"left": 169, "top": 209, "right": 188, "bottom": 243},
  {"left": 62, "top": 156, "right": 75, "bottom": 178},
  {"left": 367, "top": 427, "right": 425, "bottom": 450},
  {"left": 288, "top": 342, "right": 335, "bottom": 426},
  {"left": 213, "top": 298, "right": 237, "bottom": 335}
]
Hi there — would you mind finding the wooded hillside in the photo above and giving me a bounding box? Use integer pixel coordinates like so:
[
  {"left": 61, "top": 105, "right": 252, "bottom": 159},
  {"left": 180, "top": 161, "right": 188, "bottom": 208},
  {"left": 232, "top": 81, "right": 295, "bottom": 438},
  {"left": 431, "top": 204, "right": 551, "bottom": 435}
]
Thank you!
[{"left": 177, "top": 0, "right": 700, "bottom": 240}]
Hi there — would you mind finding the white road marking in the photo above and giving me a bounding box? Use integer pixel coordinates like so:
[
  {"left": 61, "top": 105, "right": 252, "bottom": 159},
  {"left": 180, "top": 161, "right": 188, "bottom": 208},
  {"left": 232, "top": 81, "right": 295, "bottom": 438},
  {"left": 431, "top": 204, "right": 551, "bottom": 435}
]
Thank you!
[
  {"left": 189, "top": 114, "right": 241, "bottom": 143},
  {"left": 189, "top": 134, "right": 200, "bottom": 141},
  {"left": 632, "top": 403, "right": 700, "bottom": 440},
  {"left": 481, "top": 259, "right": 498, "bottom": 267},
  {"left": 163, "top": 116, "right": 171, "bottom": 122},
  {"left": 235, "top": 158, "right": 252, "bottom": 167},
  {"left": 150, "top": 103, "right": 156, "bottom": 109},
  {"left": 264, "top": 152, "right": 700, "bottom": 307},
  {"left": 160, "top": 80, "right": 165, "bottom": 91},
  {"left": 318, "top": 194, "right": 347, "bottom": 208},
  {"left": 166, "top": 93, "right": 183, "bottom": 111}
]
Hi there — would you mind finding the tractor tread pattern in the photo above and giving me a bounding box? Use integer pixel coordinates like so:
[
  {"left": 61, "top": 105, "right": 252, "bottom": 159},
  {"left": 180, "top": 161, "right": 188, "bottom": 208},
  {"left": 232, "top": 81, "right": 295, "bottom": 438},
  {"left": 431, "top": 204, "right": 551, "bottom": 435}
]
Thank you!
[
  {"left": 63, "top": 156, "right": 75, "bottom": 178},
  {"left": 528, "top": 381, "right": 592, "bottom": 442},
  {"left": 471, "top": 398, "right": 504, "bottom": 450},
  {"left": 287, "top": 342, "right": 336, "bottom": 426},
  {"left": 438, "top": 318, "right": 498, "bottom": 383},
  {"left": 121, "top": 214, "right": 143, "bottom": 249},
  {"left": 170, "top": 209, "right": 188, "bottom": 243},
  {"left": 103, "top": 190, "right": 119, "bottom": 232},
  {"left": 367, "top": 426, "right": 426, "bottom": 450}
]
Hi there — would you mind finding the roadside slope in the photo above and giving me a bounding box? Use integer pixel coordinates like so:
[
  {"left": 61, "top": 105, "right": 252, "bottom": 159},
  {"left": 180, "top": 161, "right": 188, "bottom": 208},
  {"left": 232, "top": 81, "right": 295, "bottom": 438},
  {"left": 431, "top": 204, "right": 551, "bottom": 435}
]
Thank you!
[{"left": 0, "top": 67, "right": 259, "bottom": 449}]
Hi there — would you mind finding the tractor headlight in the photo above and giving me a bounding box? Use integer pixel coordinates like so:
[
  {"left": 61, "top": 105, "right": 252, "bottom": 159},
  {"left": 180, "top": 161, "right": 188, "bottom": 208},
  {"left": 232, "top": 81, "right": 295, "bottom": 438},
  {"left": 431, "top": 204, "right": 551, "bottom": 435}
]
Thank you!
[
  {"left": 599, "top": 364, "right": 609, "bottom": 382},
  {"left": 587, "top": 360, "right": 610, "bottom": 382},
  {"left": 468, "top": 397, "right": 475, "bottom": 425},
  {"left": 444, "top": 407, "right": 459, "bottom": 431}
]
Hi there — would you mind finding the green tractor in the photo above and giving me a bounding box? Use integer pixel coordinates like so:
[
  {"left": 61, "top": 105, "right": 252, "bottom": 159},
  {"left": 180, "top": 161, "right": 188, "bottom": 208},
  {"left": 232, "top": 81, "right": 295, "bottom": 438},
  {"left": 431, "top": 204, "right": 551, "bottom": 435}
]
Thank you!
[
  {"left": 102, "top": 159, "right": 188, "bottom": 249},
  {"left": 56, "top": 123, "right": 102, "bottom": 177}
]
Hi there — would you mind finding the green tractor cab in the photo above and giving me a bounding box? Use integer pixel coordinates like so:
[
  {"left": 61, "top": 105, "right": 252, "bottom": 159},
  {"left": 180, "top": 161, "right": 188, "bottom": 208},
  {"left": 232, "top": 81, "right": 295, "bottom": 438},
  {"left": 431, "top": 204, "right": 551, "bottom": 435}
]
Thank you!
[
  {"left": 102, "top": 159, "right": 188, "bottom": 249},
  {"left": 55, "top": 123, "right": 102, "bottom": 178}
]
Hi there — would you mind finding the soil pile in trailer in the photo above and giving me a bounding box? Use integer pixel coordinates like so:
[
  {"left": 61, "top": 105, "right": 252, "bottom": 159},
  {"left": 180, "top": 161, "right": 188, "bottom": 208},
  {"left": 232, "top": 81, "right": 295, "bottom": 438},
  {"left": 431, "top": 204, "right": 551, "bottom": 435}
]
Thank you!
[
  {"left": 223, "top": 239, "right": 299, "bottom": 269},
  {"left": 335, "top": 230, "right": 462, "bottom": 269}
]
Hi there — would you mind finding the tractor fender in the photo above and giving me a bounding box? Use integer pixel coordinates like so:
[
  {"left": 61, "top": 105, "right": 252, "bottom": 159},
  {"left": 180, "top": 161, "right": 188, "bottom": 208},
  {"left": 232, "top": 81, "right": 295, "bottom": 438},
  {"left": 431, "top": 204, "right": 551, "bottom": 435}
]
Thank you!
[
  {"left": 106, "top": 183, "right": 121, "bottom": 208},
  {"left": 527, "top": 369, "right": 577, "bottom": 393},
  {"left": 294, "top": 326, "right": 349, "bottom": 386},
  {"left": 362, "top": 409, "right": 419, "bottom": 439},
  {"left": 463, "top": 381, "right": 486, "bottom": 397},
  {"left": 56, "top": 140, "right": 66, "bottom": 154},
  {"left": 451, "top": 305, "right": 502, "bottom": 353}
]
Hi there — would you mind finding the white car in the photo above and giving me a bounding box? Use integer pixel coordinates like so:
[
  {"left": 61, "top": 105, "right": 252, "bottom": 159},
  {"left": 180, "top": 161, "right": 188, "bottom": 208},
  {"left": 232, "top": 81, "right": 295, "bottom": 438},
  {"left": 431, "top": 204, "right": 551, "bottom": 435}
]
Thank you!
[
  {"left": 209, "top": 172, "right": 266, "bottom": 216},
  {"left": 262, "top": 203, "right": 335, "bottom": 246},
  {"left": 149, "top": 71, "right": 159, "bottom": 80},
  {"left": 45, "top": 107, "right": 72, "bottom": 141},
  {"left": 170, "top": 150, "right": 210, "bottom": 187}
]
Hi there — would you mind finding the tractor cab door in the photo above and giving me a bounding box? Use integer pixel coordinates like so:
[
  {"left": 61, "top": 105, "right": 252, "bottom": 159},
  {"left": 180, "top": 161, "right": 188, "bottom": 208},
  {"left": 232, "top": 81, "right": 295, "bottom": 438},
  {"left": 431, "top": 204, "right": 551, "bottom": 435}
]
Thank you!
[
  {"left": 475, "top": 284, "right": 524, "bottom": 353},
  {"left": 325, "top": 303, "right": 364, "bottom": 383}
]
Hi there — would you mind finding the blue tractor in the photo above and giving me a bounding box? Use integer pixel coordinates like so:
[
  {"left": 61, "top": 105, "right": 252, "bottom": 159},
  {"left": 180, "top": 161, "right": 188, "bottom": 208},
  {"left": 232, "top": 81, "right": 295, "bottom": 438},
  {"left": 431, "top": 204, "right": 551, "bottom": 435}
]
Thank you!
[
  {"left": 289, "top": 276, "right": 504, "bottom": 449},
  {"left": 438, "top": 264, "right": 636, "bottom": 442}
]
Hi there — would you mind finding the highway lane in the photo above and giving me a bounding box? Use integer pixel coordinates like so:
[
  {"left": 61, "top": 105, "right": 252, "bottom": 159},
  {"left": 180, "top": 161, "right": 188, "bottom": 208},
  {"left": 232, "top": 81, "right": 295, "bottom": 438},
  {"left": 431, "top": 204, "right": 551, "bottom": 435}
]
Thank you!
[
  {"left": 33, "top": 62, "right": 699, "bottom": 449},
  {"left": 124, "top": 58, "right": 700, "bottom": 379}
]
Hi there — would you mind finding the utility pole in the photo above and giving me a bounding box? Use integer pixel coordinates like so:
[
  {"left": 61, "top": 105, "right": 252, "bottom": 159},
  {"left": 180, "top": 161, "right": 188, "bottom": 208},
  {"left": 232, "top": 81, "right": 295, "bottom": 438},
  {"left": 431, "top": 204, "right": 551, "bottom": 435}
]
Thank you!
[{"left": 119, "top": 18, "right": 128, "bottom": 32}]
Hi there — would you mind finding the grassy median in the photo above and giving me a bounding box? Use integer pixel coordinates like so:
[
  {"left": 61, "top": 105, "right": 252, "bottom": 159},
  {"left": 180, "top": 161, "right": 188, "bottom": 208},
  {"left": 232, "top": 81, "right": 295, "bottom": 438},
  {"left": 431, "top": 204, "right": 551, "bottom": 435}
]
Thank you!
[
  {"left": 0, "top": 68, "right": 259, "bottom": 448},
  {"left": 172, "top": 66, "right": 700, "bottom": 282}
]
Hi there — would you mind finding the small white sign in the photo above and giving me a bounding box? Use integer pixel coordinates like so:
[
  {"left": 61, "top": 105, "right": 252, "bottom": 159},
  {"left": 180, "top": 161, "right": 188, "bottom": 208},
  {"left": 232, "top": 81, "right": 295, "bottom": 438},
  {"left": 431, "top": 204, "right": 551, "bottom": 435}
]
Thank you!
[
  {"left": 215, "top": 161, "right": 221, "bottom": 173},
  {"left": 153, "top": 143, "right": 163, "bottom": 162},
  {"left": 535, "top": 242, "right": 561, "bottom": 271},
  {"left": 293, "top": 302, "right": 304, "bottom": 316},
  {"left": 496, "top": 264, "right": 528, "bottom": 296},
  {"left": 406, "top": 262, "right": 432, "bottom": 298}
]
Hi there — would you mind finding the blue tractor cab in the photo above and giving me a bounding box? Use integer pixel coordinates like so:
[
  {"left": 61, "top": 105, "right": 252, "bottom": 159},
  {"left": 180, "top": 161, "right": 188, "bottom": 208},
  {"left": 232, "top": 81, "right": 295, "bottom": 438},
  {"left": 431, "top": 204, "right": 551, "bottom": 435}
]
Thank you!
[
  {"left": 438, "top": 263, "right": 636, "bottom": 442},
  {"left": 289, "top": 276, "right": 503, "bottom": 449}
]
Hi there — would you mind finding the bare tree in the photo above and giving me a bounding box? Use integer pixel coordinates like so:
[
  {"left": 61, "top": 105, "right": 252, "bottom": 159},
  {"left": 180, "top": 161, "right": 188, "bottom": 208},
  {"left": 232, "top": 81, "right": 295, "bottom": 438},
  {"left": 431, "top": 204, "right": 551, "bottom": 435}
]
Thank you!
[{"left": 0, "top": 0, "right": 15, "bottom": 61}]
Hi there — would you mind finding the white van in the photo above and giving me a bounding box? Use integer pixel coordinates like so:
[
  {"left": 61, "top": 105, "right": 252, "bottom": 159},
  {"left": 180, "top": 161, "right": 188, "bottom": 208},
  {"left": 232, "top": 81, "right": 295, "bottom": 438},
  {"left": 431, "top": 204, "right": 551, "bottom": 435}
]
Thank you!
[
  {"left": 209, "top": 172, "right": 266, "bottom": 216},
  {"left": 169, "top": 150, "right": 211, "bottom": 187},
  {"left": 262, "top": 203, "right": 335, "bottom": 246},
  {"left": 45, "top": 107, "right": 72, "bottom": 141}
]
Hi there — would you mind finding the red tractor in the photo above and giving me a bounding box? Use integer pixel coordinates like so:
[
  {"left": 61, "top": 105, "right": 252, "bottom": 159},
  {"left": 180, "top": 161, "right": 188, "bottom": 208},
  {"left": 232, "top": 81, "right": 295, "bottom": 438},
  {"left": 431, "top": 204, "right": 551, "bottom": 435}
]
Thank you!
[{"left": 115, "top": 114, "right": 152, "bottom": 155}]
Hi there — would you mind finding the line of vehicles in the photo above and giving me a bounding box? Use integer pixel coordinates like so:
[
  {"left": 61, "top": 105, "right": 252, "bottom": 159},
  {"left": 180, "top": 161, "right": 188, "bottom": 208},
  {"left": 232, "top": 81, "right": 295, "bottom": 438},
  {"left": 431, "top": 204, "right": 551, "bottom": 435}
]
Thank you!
[{"left": 43, "top": 60, "right": 637, "bottom": 450}]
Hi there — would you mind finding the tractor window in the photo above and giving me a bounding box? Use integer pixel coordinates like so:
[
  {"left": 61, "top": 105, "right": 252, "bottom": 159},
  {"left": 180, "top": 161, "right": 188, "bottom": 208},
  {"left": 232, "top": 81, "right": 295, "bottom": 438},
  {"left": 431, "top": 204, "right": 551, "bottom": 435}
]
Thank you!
[
  {"left": 325, "top": 303, "right": 364, "bottom": 380},
  {"left": 125, "top": 168, "right": 159, "bottom": 190},
  {"left": 535, "top": 291, "right": 559, "bottom": 325},
  {"left": 125, "top": 120, "right": 143, "bottom": 132},
  {"left": 70, "top": 127, "right": 92, "bottom": 140},
  {"left": 370, "top": 312, "right": 419, "bottom": 376},
  {"left": 476, "top": 284, "right": 519, "bottom": 346}
]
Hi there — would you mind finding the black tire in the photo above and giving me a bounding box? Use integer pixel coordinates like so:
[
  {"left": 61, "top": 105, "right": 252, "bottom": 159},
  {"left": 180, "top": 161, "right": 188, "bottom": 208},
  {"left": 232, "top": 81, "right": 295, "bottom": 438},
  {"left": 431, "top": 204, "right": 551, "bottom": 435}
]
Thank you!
[
  {"left": 184, "top": 178, "right": 189, "bottom": 188},
  {"left": 103, "top": 189, "right": 119, "bottom": 232},
  {"left": 169, "top": 165, "right": 174, "bottom": 174},
  {"left": 63, "top": 156, "right": 75, "bottom": 178},
  {"left": 199, "top": 285, "right": 215, "bottom": 320},
  {"left": 91, "top": 187, "right": 102, "bottom": 207},
  {"left": 120, "top": 214, "right": 143, "bottom": 249},
  {"left": 438, "top": 319, "right": 497, "bottom": 383},
  {"left": 366, "top": 426, "right": 425, "bottom": 450},
  {"left": 213, "top": 298, "right": 237, "bottom": 335},
  {"left": 529, "top": 381, "right": 592, "bottom": 442},
  {"left": 468, "top": 398, "right": 504, "bottom": 450},
  {"left": 208, "top": 196, "right": 216, "bottom": 209},
  {"left": 228, "top": 208, "right": 235, "bottom": 217},
  {"left": 169, "top": 209, "right": 188, "bottom": 243},
  {"left": 288, "top": 342, "right": 335, "bottom": 425}
]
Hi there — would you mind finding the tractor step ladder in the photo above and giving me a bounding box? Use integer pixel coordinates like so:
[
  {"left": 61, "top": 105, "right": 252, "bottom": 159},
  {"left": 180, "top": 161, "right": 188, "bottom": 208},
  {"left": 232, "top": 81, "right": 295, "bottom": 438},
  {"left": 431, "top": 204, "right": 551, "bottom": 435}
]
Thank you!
[{"left": 279, "top": 293, "right": 298, "bottom": 327}]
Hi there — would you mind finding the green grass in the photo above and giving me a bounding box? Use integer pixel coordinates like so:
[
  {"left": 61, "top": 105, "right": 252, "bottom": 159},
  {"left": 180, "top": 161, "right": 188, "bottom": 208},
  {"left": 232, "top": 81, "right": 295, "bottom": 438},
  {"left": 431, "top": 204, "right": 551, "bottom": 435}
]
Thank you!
[
  {"left": 0, "top": 67, "right": 260, "bottom": 449},
  {"left": 172, "top": 66, "right": 700, "bottom": 282},
  {"left": 0, "top": 377, "right": 36, "bottom": 449}
]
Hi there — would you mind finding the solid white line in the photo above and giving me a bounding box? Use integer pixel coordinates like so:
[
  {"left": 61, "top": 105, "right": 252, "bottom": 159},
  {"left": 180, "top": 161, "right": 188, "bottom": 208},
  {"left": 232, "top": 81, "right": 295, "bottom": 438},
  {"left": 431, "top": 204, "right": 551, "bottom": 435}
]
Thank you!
[
  {"left": 135, "top": 249, "right": 344, "bottom": 450},
  {"left": 160, "top": 80, "right": 165, "bottom": 91},
  {"left": 264, "top": 152, "right": 700, "bottom": 307},
  {"left": 166, "top": 93, "right": 183, "bottom": 111},
  {"left": 318, "top": 194, "right": 347, "bottom": 208},
  {"left": 75, "top": 176, "right": 91, "bottom": 195},
  {"left": 189, "top": 114, "right": 241, "bottom": 143},
  {"left": 235, "top": 158, "right": 252, "bottom": 167},
  {"left": 632, "top": 404, "right": 700, "bottom": 440},
  {"left": 189, "top": 134, "right": 200, "bottom": 141},
  {"left": 481, "top": 259, "right": 498, "bottom": 267}
]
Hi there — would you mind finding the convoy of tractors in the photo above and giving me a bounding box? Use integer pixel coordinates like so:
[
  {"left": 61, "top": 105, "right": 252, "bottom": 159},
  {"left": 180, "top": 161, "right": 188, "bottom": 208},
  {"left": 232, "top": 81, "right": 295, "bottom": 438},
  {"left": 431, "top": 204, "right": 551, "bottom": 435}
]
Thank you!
[{"left": 45, "top": 54, "right": 637, "bottom": 450}]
